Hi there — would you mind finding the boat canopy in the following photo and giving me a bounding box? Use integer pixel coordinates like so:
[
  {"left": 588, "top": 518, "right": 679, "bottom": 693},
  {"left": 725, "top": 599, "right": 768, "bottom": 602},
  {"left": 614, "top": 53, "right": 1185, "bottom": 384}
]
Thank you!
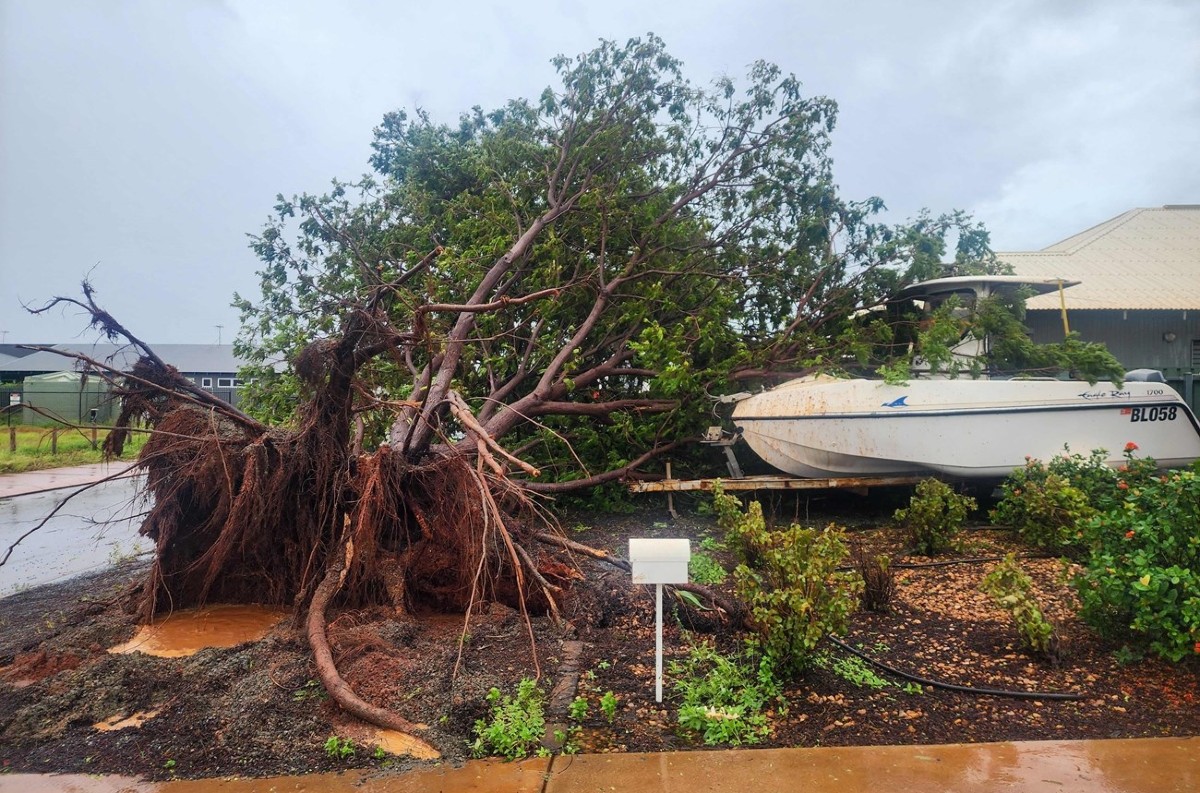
[{"left": 892, "top": 275, "right": 1080, "bottom": 303}]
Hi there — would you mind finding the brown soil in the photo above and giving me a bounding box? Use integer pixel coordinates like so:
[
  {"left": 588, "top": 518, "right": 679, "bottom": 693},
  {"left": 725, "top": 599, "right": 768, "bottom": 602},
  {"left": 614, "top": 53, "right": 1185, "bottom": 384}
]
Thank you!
[{"left": 2, "top": 491, "right": 1198, "bottom": 780}]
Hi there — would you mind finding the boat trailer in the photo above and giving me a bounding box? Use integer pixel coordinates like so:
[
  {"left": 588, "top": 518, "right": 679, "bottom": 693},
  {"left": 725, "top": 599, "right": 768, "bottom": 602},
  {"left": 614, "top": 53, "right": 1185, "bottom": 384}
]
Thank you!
[{"left": 628, "top": 473, "right": 927, "bottom": 496}]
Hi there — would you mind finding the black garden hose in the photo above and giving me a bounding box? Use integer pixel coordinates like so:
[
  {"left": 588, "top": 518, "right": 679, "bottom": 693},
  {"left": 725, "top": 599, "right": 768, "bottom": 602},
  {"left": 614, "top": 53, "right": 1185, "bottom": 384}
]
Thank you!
[{"left": 827, "top": 636, "right": 1086, "bottom": 701}]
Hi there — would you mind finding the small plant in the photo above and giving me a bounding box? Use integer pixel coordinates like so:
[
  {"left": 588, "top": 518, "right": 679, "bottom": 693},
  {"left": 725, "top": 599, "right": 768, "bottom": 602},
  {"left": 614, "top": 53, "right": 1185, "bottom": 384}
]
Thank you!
[
  {"left": 293, "top": 679, "right": 328, "bottom": 702},
  {"left": 894, "top": 478, "right": 975, "bottom": 555},
  {"left": 688, "top": 550, "right": 727, "bottom": 585},
  {"left": 470, "top": 678, "right": 549, "bottom": 760},
  {"left": 817, "top": 651, "right": 890, "bottom": 689},
  {"left": 568, "top": 696, "right": 589, "bottom": 722},
  {"left": 993, "top": 444, "right": 1161, "bottom": 553},
  {"left": 373, "top": 746, "right": 387, "bottom": 760},
  {"left": 553, "top": 728, "right": 581, "bottom": 754},
  {"left": 595, "top": 659, "right": 612, "bottom": 671},
  {"left": 980, "top": 554, "right": 1059, "bottom": 660},
  {"left": 163, "top": 758, "right": 176, "bottom": 773},
  {"left": 715, "top": 486, "right": 863, "bottom": 676},
  {"left": 670, "top": 640, "right": 779, "bottom": 746},
  {"left": 323, "top": 736, "right": 356, "bottom": 760},
  {"left": 599, "top": 691, "right": 618, "bottom": 723}
]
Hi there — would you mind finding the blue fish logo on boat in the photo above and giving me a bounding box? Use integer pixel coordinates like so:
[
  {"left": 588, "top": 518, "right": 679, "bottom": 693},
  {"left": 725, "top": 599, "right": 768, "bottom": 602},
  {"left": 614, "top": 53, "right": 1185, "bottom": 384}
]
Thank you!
[{"left": 881, "top": 396, "right": 909, "bottom": 408}]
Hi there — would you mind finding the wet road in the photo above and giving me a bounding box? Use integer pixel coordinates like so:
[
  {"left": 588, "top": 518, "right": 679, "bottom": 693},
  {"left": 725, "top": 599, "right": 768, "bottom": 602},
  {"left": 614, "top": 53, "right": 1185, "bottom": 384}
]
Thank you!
[{"left": 0, "top": 475, "right": 149, "bottom": 597}]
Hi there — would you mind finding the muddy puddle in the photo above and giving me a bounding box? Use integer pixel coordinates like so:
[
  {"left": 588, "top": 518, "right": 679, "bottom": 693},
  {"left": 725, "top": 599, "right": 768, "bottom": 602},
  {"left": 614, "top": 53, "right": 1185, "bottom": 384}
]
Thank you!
[
  {"left": 374, "top": 729, "right": 441, "bottom": 760},
  {"left": 93, "top": 709, "right": 161, "bottom": 731},
  {"left": 107, "top": 604, "right": 288, "bottom": 657}
]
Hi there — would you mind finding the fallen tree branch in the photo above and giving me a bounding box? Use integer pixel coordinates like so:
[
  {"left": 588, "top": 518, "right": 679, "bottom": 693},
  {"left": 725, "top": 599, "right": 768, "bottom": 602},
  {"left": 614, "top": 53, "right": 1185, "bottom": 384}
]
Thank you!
[
  {"left": 446, "top": 391, "right": 540, "bottom": 478},
  {"left": 522, "top": 440, "right": 685, "bottom": 493}
]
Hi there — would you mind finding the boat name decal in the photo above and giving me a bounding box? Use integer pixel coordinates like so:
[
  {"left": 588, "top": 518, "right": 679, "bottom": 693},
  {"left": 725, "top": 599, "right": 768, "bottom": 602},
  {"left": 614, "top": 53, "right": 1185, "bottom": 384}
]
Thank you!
[
  {"left": 881, "top": 396, "right": 909, "bottom": 408},
  {"left": 1130, "top": 405, "right": 1178, "bottom": 423},
  {"left": 1078, "top": 389, "right": 1131, "bottom": 400}
]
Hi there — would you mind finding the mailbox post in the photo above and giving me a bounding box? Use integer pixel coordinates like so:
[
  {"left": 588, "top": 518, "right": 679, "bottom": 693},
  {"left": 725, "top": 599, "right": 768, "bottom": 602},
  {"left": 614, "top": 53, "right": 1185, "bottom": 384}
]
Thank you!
[{"left": 629, "top": 538, "right": 690, "bottom": 702}]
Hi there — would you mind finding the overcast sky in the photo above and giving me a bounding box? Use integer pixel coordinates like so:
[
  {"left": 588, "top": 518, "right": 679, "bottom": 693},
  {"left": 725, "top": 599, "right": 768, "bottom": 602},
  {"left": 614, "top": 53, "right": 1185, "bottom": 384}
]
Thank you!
[{"left": 2, "top": 0, "right": 1197, "bottom": 344}]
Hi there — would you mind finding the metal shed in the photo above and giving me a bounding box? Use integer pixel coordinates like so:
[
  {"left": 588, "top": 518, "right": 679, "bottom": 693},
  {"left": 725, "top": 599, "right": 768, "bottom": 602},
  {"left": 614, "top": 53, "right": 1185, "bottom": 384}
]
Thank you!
[{"left": 18, "top": 371, "right": 116, "bottom": 427}]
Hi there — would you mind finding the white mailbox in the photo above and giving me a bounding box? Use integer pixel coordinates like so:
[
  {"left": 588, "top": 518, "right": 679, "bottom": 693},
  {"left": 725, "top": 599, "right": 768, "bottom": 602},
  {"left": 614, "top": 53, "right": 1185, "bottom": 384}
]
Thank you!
[{"left": 629, "top": 538, "right": 690, "bottom": 584}]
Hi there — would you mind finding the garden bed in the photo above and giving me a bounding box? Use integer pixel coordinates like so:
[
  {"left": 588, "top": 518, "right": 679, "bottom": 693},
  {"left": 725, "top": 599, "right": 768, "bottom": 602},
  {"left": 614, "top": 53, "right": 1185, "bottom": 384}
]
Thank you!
[{"left": 1, "top": 492, "right": 1197, "bottom": 780}]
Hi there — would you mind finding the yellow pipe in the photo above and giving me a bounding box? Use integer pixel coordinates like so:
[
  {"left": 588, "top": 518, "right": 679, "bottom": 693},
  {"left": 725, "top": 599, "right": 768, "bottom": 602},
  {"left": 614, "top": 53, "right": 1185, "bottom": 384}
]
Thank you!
[{"left": 1058, "top": 279, "right": 1070, "bottom": 337}]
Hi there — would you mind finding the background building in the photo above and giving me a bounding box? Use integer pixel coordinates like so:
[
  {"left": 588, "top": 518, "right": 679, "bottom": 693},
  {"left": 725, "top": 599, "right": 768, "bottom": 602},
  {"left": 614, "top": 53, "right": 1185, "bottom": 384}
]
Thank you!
[
  {"left": 1, "top": 344, "right": 247, "bottom": 426},
  {"left": 999, "top": 205, "right": 1200, "bottom": 412}
]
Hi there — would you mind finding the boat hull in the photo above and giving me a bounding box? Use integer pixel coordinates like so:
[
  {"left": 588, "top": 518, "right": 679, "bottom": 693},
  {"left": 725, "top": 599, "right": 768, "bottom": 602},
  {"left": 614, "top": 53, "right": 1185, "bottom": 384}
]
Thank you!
[{"left": 731, "top": 377, "right": 1200, "bottom": 480}]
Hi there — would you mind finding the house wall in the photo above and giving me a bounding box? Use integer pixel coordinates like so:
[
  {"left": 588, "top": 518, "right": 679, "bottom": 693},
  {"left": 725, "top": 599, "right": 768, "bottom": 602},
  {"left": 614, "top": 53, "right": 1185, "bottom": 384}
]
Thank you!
[{"left": 178, "top": 371, "right": 242, "bottom": 408}]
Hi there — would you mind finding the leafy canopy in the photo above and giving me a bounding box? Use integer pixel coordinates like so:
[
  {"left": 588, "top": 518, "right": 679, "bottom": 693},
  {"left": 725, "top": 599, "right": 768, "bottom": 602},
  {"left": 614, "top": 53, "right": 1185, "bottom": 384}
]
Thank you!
[{"left": 232, "top": 35, "right": 1113, "bottom": 487}]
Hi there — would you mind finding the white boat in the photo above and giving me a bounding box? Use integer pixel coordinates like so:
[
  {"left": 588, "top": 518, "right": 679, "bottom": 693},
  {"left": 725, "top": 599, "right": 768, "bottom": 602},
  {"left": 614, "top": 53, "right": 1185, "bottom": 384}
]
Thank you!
[{"left": 727, "top": 277, "right": 1200, "bottom": 480}]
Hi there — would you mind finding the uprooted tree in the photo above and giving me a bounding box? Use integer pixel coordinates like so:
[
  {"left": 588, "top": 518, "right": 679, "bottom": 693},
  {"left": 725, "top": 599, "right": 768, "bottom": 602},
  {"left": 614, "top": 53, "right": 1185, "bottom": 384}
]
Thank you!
[{"left": 22, "top": 36, "right": 1119, "bottom": 734}]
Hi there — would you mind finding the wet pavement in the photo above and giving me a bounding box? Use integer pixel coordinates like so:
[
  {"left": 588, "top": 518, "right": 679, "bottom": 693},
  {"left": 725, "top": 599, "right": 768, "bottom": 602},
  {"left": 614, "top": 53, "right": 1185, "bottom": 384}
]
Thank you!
[
  {"left": 0, "top": 474, "right": 147, "bottom": 597},
  {"left": 0, "top": 461, "right": 136, "bottom": 499},
  {"left": 0, "top": 738, "right": 1195, "bottom": 792}
]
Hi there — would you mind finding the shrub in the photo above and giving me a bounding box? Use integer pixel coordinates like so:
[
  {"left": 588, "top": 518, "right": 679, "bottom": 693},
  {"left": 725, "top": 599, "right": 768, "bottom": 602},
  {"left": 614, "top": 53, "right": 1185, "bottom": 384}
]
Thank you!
[
  {"left": 470, "top": 679, "right": 548, "bottom": 759},
  {"left": 1073, "top": 468, "right": 1200, "bottom": 662},
  {"left": 894, "top": 478, "right": 976, "bottom": 555},
  {"left": 991, "top": 462, "right": 1094, "bottom": 552},
  {"left": 714, "top": 487, "right": 863, "bottom": 676},
  {"left": 670, "top": 640, "right": 779, "bottom": 746},
  {"left": 979, "top": 554, "right": 1059, "bottom": 659},
  {"left": 990, "top": 444, "right": 1159, "bottom": 553},
  {"left": 852, "top": 544, "right": 893, "bottom": 612}
]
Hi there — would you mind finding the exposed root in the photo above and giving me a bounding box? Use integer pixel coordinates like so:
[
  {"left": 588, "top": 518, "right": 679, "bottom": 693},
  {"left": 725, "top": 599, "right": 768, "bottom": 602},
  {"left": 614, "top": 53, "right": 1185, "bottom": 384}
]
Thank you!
[{"left": 307, "top": 537, "right": 424, "bottom": 733}]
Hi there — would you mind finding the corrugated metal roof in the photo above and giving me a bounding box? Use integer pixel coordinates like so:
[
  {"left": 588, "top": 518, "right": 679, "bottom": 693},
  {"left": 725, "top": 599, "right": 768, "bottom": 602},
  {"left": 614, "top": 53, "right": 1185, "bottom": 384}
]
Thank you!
[
  {"left": 0, "top": 344, "right": 247, "bottom": 375},
  {"left": 997, "top": 205, "right": 1200, "bottom": 310}
]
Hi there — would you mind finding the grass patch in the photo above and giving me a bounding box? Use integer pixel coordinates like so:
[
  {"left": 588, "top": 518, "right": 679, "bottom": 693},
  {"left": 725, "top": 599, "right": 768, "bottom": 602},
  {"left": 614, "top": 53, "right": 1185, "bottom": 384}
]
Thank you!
[{"left": 0, "top": 424, "right": 147, "bottom": 474}]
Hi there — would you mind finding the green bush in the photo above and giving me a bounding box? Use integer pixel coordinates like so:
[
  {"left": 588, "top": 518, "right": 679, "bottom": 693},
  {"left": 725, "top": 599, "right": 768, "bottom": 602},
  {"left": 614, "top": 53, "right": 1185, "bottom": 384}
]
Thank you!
[
  {"left": 715, "top": 487, "right": 863, "bottom": 676},
  {"left": 979, "top": 554, "right": 1059, "bottom": 659},
  {"left": 1073, "top": 468, "right": 1200, "bottom": 662},
  {"left": 894, "top": 478, "right": 976, "bottom": 555},
  {"left": 991, "top": 463, "right": 1094, "bottom": 552},
  {"left": 670, "top": 640, "right": 779, "bottom": 746},
  {"left": 470, "top": 679, "right": 548, "bottom": 759},
  {"left": 990, "top": 445, "right": 1158, "bottom": 552}
]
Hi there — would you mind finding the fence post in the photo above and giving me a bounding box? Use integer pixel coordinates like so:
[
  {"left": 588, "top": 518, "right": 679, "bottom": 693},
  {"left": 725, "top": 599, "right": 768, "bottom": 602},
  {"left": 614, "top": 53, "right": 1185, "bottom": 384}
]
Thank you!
[
  {"left": 51, "top": 429, "right": 58, "bottom": 455},
  {"left": 91, "top": 426, "right": 98, "bottom": 450},
  {"left": 8, "top": 426, "right": 14, "bottom": 453}
]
